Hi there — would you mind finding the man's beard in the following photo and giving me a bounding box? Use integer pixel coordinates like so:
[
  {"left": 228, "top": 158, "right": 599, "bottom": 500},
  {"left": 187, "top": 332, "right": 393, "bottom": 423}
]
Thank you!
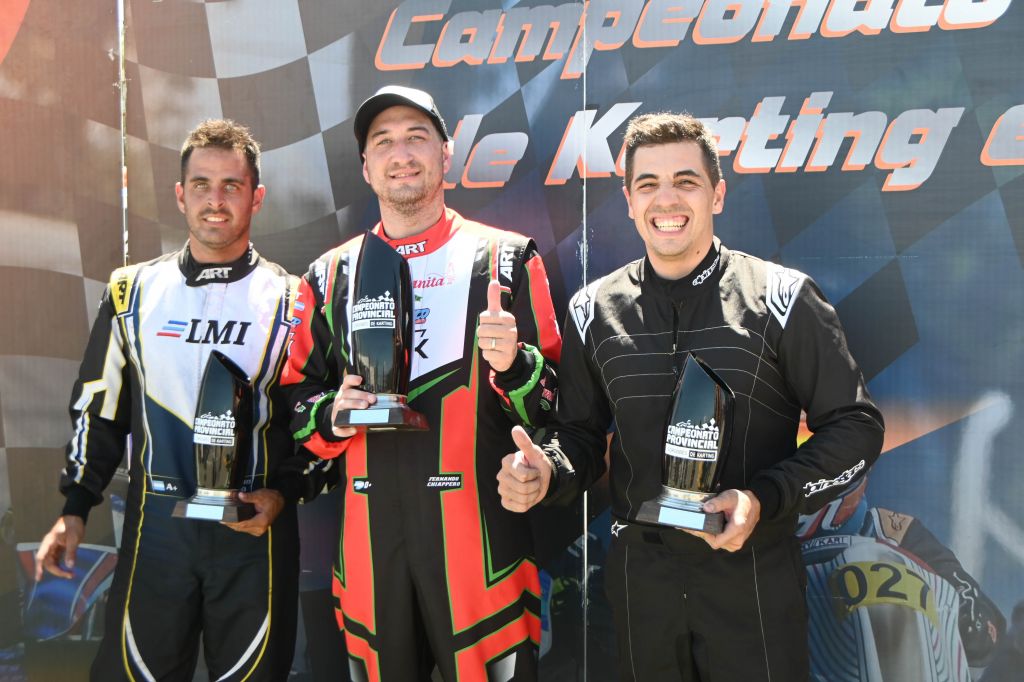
[{"left": 380, "top": 179, "right": 440, "bottom": 216}]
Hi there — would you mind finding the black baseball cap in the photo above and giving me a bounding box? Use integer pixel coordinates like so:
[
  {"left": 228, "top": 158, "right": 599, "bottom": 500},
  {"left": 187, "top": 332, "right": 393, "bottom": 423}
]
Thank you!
[{"left": 354, "top": 85, "right": 449, "bottom": 153}]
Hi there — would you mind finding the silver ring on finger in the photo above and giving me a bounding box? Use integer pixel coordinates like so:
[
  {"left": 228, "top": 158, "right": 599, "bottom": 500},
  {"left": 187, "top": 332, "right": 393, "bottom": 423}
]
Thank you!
[{"left": 489, "top": 337, "right": 497, "bottom": 350}]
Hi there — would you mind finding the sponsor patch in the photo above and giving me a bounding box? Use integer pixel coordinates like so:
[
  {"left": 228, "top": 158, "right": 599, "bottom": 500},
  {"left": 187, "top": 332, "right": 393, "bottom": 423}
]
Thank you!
[
  {"left": 353, "top": 478, "right": 372, "bottom": 493},
  {"left": 766, "top": 262, "right": 807, "bottom": 329},
  {"left": 395, "top": 240, "right": 428, "bottom": 256},
  {"left": 498, "top": 242, "right": 516, "bottom": 285},
  {"left": 803, "top": 460, "right": 866, "bottom": 497},
  {"left": 569, "top": 278, "right": 604, "bottom": 340},
  {"left": 412, "top": 268, "right": 455, "bottom": 289},
  {"left": 312, "top": 260, "right": 328, "bottom": 299},
  {"left": 195, "top": 266, "right": 231, "bottom": 281},
  {"left": 150, "top": 478, "right": 181, "bottom": 494},
  {"left": 426, "top": 474, "right": 463, "bottom": 490},
  {"left": 691, "top": 254, "right": 720, "bottom": 287},
  {"left": 157, "top": 320, "right": 188, "bottom": 338}
]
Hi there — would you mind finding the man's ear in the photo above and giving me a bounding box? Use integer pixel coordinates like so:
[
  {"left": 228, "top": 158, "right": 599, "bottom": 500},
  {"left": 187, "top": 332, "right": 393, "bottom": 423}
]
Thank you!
[
  {"left": 442, "top": 139, "right": 453, "bottom": 174},
  {"left": 712, "top": 179, "right": 726, "bottom": 215},
  {"left": 251, "top": 185, "right": 266, "bottom": 214}
]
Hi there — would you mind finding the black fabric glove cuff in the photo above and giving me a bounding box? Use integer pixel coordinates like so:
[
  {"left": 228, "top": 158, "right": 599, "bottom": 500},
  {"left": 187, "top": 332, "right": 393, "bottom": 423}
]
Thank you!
[{"left": 61, "top": 485, "right": 98, "bottom": 523}]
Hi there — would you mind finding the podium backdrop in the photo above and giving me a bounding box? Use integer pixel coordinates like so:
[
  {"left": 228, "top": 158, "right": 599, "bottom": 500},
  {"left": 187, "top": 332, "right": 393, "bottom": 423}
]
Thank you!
[{"left": 1, "top": 0, "right": 1021, "bottom": 679}]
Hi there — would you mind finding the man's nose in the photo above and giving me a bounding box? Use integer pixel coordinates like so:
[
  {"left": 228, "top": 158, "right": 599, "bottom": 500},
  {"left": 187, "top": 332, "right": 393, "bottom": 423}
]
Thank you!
[
  {"left": 390, "top": 141, "right": 416, "bottom": 162},
  {"left": 207, "top": 188, "right": 227, "bottom": 206},
  {"left": 653, "top": 185, "right": 681, "bottom": 206}
]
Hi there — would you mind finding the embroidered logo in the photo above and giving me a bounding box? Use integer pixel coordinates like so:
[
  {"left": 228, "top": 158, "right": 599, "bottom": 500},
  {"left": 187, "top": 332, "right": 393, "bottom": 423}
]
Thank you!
[
  {"left": 766, "top": 262, "right": 807, "bottom": 329},
  {"left": 803, "top": 460, "right": 866, "bottom": 497}
]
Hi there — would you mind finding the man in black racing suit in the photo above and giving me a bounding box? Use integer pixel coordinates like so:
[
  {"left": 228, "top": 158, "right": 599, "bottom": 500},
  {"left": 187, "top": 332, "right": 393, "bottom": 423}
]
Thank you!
[
  {"left": 498, "top": 112, "right": 885, "bottom": 681},
  {"left": 34, "top": 120, "right": 330, "bottom": 681}
]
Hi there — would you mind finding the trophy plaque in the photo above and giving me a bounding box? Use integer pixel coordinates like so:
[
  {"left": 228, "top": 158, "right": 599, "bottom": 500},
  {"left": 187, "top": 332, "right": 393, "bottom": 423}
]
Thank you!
[
  {"left": 334, "top": 230, "right": 428, "bottom": 431},
  {"left": 637, "top": 353, "right": 734, "bottom": 534},
  {"left": 173, "top": 351, "right": 255, "bottom": 522}
]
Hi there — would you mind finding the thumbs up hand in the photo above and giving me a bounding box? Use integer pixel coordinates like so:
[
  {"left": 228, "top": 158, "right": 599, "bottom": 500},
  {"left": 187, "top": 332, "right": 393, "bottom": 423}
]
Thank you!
[
  {"left": 477, "top": 279, "right": 517, "bottom": 372},
  {"left": 497, "top": 426, "right": 553, "bottom": 512}
]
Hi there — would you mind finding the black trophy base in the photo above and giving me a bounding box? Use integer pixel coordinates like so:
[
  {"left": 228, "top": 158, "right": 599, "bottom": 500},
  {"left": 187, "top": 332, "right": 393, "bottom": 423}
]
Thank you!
[
  {"left": 335, "top": 394, "right": 429, "bottom": 431},
  {"left": 637, "top": 488, "right": 724, "bottom": 534},
  {"left": 172, "top": 488, "right": 255, "bottom": 523}
]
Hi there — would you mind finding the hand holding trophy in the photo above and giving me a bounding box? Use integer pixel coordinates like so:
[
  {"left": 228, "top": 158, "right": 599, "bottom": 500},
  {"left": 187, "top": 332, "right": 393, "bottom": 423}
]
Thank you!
[
  {"left": 638, "top": 353, "right": 734, "bottom": 534},
  {"left": 333, "top": 230, "right": 428, "bottom": 431}
]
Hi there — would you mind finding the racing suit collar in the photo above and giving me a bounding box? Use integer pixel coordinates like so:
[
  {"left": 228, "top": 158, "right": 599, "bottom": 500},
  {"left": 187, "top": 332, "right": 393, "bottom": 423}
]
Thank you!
[
  {"left": 374, "top": 207, "right": 457, "bottom": 257},
  {"left": 179, "top": 242, "right": 259, "bottom": 286},
  {"left": 639, "top": 237, "right": 724, "bottom": 300}
]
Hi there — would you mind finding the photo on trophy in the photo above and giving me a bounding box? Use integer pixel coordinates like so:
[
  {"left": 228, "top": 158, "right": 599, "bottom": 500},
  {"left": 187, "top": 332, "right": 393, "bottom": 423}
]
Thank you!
[
  {"left": 334, "top": 230, "right": 429, "bottom": 431},
  {"left": 637, "top": 353, "right": 734, "bottom": 534}
]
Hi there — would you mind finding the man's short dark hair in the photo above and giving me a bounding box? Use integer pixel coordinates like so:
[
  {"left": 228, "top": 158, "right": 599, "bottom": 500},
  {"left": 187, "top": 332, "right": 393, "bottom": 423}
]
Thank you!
[
  {"left": 180, "top": 119, "right": 261, "bottom": 186},
  {"left": 622, "top": 112, "right": 722, "bottom": 189}
]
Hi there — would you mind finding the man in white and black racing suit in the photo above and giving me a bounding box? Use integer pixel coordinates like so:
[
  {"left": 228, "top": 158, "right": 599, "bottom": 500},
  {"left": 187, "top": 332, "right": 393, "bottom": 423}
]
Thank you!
[
  {"left": 35, "top": 120, "right": 331, "bottom": 681},
  {"left": 498, "top": 112, "right": 885, "bottom": 681}
]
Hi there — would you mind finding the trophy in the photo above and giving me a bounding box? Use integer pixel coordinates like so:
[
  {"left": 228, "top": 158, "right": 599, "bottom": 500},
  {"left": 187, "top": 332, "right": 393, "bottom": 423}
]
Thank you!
[
  {"left": 334, "top": 230, "right": 428, "bottom": 431},
  {"left": 173, "top": 351, "right": 255, "bottom": 522},
  {"left": 637, "top": 353, "right": 734, "bottom": 534}
]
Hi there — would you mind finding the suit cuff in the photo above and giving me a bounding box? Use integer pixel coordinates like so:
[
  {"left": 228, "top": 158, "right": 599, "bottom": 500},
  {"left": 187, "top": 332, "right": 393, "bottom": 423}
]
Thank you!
[
  {"left": 747, "top": 478, "right": 782, "bottom": 521},
  {"left": 61, "top": 485, "right": 98, "bottom": 523}
]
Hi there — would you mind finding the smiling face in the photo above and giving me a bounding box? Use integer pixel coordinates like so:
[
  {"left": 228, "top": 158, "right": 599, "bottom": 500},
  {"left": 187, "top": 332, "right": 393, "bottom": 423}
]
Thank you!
[
  {"left": 175, "top": 147, "right": 264, "bottom": 263},
  {"left": 361, "top": 104, "right": 451, "bottom": 236},
  {"left": 623, "top": 140, "right": 726, "bottom": 280}
]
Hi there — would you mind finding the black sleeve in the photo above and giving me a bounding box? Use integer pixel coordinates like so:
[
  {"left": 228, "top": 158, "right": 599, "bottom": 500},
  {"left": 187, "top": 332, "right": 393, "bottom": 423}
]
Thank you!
[
  {"left": 898, "top": 515, "right": 1005, "bottom": 664},
  {"left": 489, "top": 241, "right": 561, "bottom": 429},
  {"left": 60, "top": 287, "right": 132, "bottom": 522},
  {"left": 748, "top": 276, "right": 885, "bottom": 520},
  {"left": 279, "top": 267, "right": 351, "bottom": 461},
  {"left": 265, "top": 384, "right": 341, "bottom": 505},
  {"left": 539, "top": 292, "right": 612, "bottom": 505}
]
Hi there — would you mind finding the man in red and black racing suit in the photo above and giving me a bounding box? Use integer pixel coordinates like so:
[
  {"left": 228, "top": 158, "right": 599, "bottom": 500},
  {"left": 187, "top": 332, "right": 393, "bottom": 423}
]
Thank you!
[{"left": 281, "top": 86, "right": 561, "bottom": 681}]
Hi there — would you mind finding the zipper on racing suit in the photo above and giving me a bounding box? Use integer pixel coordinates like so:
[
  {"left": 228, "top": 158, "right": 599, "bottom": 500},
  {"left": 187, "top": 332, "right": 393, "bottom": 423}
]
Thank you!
[{"left": 672, "top": 301, "right": 685, "bottom": 376}]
